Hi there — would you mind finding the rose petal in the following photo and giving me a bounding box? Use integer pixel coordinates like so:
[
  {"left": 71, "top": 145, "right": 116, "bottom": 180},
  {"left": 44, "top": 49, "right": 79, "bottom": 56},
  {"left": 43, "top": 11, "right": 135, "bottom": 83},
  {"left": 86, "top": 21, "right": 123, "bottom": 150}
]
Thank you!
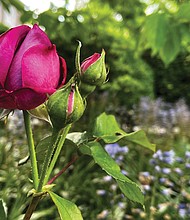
[
  {"left": 0, "top": 25, "right": 30, "bottom": 87},
  {"left": 5, "top": 24, "right": 52, "bottom": 91},
  {"left": 13, "top": 88, "right": 47, "bottom": 110},
  {"left": 67, "top": 86, "right": 74, "bottom": 116},
  {"left": 0, "top": 90, "right": 17, "bottom": 109},
  {"left": 81, "top": 53, "right": 101, "bottom": 72},
  {"left": 59, "top": 56, "right": 67, "bottom": 87},
  {"left": 0, "top": 88, "right": 47, "bottom": 110},
  {"left": 21, "top": 44, "right": 60, "bottom": 94}
]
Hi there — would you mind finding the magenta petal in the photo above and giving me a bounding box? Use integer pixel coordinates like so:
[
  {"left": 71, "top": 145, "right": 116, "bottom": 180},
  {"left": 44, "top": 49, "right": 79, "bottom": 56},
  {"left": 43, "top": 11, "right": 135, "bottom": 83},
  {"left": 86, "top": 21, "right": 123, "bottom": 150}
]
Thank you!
[
  {"left": 81, "top": 53, "right": 101, "bottom": 72},
  {"left": 59, "top": 56, "right": 67, "bottom": 87},
  {"left": 5, "top": 24, "right": 52, "bottom": 91},
  {"left": 0, "top": 90, "right": 17, "bottom": 109},
  {"left": 0, "top": 88, "right": 47, "bottom": 110},
  {"left": 67, "top": 87, "right": 74, "bottom": 116},
  {"left": 22, "top": 44, "right": 60, "bottom": 94},
  {"left": 13, "top": 88, "right": 47, "bottom": 110},
  {"left": 0, "top": 25, "right": 30, "bottom": 87}
]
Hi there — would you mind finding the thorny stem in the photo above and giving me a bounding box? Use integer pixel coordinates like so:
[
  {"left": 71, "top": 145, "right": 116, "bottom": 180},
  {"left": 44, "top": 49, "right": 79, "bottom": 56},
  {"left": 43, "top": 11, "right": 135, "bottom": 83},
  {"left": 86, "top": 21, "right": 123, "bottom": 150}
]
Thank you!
[
  {"left": 43, "top": 125, "right": 71, "bottom": 185},
  {"left": 38, "top": 124, "right": 71, "bottom": 191},
  {"left": 23, "top": 195, "right": 42, "bottom": 220},
  {"left": 23, "top": 110, "right": 39, "bottom": 190},
  {"left": 37, "top": 129, "right": 59, "bottom": 192},
  {"left": 23, "top": 119, "right": 71, "bottom": 220}
]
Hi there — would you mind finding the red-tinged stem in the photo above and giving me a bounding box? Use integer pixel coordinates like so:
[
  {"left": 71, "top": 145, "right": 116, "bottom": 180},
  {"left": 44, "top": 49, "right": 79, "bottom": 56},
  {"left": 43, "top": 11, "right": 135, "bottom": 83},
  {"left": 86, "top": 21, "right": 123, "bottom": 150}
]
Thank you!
[{"left": 47, "top": 156, "right": 78, "bottom": 185}]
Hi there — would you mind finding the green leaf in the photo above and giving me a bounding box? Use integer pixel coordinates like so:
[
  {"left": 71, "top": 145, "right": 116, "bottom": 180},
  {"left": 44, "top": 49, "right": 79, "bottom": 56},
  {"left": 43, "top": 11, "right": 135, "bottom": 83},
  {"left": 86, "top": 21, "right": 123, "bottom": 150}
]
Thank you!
[
  {"left": 66, "top": 132, "right": 88, "bottom": 145},
  {"left": 159, "top": 24, "right": 181, "bottom": 65},
  {"left": 36, "top": 136, "right": 52, "bottom": 171},
  {"left": 66, "top": 132, "right": 91, "bottom": 154},
  {"left": 176, "top": 2, "right": 190, "bottom": 22},
  {"left": 82, "top": 141, "right": 144, "bottom": 205},
  {"left": 142, "top": 13, "right": 181, "bottom": 65},
  {"left": 0, "top": 200, "right": 7, "bottom": 220},
  {"left": 121, "top": 130, "right": 156, "bottom": 152},
  {"left": 143, "top": 13, "right": 169, "bottom": 54},
  {"left": 93, "top": 113, "right": 126, "bottom": 142},
  {"left": 49, "top": 191, "right": 83, "bottom": 220},
  {"left": 93, "top": 113, "right": 155, "bottom": 151},
  {"left": 116, "top": 180, "right": 144, "bottom": 208}
]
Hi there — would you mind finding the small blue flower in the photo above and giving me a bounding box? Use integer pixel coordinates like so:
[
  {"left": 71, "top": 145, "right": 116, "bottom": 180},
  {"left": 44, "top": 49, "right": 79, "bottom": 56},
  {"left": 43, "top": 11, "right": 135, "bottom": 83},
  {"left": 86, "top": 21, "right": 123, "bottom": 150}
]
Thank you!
[
  {"left": 149, "top": 158, "right": 157, "bottom": 165},
  {"left": 140, "top": 171, "right": 150, "bottom": 177},
  {"left": 174, "top": 167, "right": 183, "bottom": 175},
  {"left": 105, "top": 143, "right": 128, "bottom": 158},
  {"left": 96, "top": 189, "right": 106, "bottom": 196},
  {"left": 105, "top": 143, "right": 121, "bottom": 158},
  {"left": 118, "top": 202, "right": 125, "bottom": 209},
  {"left": 162, "top": 157, "right": 174, "bottom": 164},
  {"left": 120, "top": 146, "right": 129, "bottom": 154},
  {"left": 116, "top": 155, "right": 124, "bottom": 164},
  {"left": 161, "top": 188, "right": 172, "bottom": 196},
  {"left": 155, "top": 165, "right": 161, "bottom": 172},
  {"left": 102, "top": 175, "right": 112, "bottom": 182},
  {"left": 185, "top": 151, "right": 190, "bottom": 159},
  {"left": 121, "top": 170, "right": 128, "bottom": 176},
  {"left": 186, "top": 163, "right": 190, "bottom": 168},
  {"left": 179, "top": 208, "right": 187, "bottom": 218},
  {"left": 178, "top": 203, "right": 186, "bottom": 209},
  {"left": 143, "top": 185, "right": 151, "bottom": 191},
  {"left": 162, "top": 150, "right": 175, "bottom": 164},
  {"left": 176, "top": 157, "right": 184, "bottom": 163},
  {"left": 153, "top": 150, "right": 163, "bottom": 160},
  {"left": 163, "top": 150, "right": 175, "bottom": 157},
  {"left": 159, "top": 177, "right": 167, "bottom": 183},
  {"left": 162, "top": 168, "right": 171, "bottom": 174}
]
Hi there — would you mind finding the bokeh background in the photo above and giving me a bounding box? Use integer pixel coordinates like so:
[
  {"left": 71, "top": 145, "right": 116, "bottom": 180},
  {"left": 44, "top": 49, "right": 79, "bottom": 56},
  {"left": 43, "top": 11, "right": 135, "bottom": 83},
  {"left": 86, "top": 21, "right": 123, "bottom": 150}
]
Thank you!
[{"left": 1, "top": 0, "right": 190, "bottom": 219}]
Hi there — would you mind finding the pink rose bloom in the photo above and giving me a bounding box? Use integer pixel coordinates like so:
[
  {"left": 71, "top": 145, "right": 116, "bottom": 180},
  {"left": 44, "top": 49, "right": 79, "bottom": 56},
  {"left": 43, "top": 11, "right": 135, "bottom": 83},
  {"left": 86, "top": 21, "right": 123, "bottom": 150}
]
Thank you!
[{"left": 0, "top": 24, "right": 67, "bottom": 110}]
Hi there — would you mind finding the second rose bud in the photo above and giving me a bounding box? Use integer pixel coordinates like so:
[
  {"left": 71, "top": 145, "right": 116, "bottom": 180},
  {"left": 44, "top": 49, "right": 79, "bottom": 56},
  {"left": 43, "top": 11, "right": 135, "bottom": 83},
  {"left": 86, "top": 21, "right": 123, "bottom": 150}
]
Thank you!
[{"left": 80, "top": 50, "right": 107, "bottom": 86}]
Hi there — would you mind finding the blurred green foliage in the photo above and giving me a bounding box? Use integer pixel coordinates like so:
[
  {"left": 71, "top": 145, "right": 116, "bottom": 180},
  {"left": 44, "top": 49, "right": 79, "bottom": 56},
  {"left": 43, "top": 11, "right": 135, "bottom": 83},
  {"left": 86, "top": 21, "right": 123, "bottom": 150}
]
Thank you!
[
  {"left": 0, "top": 0, "right": 24, "bottom": 13},
  {"left": 19, "top": 0, "right": 154, "bottom": 108},
  {"left": 2, "top": 0, "right": 190, "bottom": 108},
  {"left": 1, "top": 1, "right": 190, "bottom": 219}
]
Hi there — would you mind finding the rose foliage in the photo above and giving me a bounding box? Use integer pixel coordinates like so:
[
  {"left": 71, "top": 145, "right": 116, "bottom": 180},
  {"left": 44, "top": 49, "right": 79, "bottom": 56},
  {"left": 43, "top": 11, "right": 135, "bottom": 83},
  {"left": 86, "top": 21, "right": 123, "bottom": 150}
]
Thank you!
[{"left": 0, "top": 24, "right": 155, "bottom": 220}]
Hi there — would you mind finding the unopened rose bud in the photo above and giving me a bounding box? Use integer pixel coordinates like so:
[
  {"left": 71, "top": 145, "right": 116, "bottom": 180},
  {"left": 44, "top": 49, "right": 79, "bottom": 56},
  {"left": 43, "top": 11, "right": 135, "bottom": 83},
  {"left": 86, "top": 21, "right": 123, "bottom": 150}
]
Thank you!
[
  {"left": 47, "top": 84, "right": 85, "bottom": 130},
  {"left": 80, "top": 50, "right": 107, "bottom": 86}
]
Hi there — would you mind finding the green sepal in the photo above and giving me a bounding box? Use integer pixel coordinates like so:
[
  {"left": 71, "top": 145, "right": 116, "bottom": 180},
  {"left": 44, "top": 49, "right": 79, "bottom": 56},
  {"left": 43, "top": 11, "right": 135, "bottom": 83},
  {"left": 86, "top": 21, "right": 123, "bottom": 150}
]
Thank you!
[
  {"left": 79, "top": 81, "right": 96, "bottom": 98},
  {"left": 28, "top": 103, "right": 51, "bottom": 124},
  {"left": 75, "top": 41, "right": 82, "bottom": 75}
]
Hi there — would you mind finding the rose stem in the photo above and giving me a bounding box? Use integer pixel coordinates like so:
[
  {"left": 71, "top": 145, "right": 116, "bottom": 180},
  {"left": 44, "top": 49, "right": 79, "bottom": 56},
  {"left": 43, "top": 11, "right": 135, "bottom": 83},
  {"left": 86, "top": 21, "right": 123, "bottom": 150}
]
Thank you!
[
  {"left": 23, "top": 195, "right": 41, "bottom": 220},
  {"left": 23, "top": 110, "right": 39, "bottom": 189},
  {"left": 37, "top": 124, "right": 71, "bottom": 192},
  {"left": 43, "top": 125, "right": 71, "bottom": 185}
]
